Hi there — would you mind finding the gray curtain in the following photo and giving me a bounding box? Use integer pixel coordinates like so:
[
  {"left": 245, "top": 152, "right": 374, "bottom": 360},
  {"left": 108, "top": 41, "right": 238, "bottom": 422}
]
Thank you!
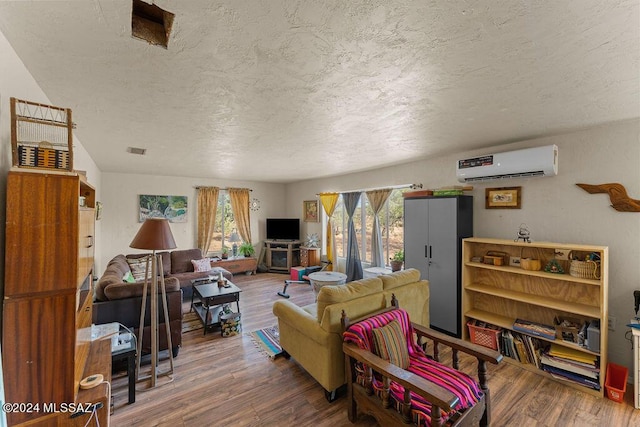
[
  {"left": 343, "top": 191, "right": 363, "bottom": 282},
  {"left": 366, "top": 188, "right": 392, "bottom": 267}
]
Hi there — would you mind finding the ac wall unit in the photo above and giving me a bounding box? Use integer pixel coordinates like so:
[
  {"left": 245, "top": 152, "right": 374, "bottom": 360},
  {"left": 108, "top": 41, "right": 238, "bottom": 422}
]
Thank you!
[{"left": 456, "top": 144, "right": 558, "bottom": 183}]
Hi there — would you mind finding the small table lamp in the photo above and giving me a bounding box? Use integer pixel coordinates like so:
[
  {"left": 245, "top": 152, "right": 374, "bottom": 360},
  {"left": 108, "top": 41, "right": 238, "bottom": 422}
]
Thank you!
[
  {"left": 130, "top": 218, "right": 177, "bottom": 388},
  {"left": 229, "top": 230, "right": 241, "bottom": 257}
]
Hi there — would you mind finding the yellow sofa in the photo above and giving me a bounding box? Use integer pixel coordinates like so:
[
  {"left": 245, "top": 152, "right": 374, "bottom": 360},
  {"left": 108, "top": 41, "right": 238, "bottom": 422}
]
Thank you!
[{"left": 272, "top": 268, "right": 429, "bottom": 400}]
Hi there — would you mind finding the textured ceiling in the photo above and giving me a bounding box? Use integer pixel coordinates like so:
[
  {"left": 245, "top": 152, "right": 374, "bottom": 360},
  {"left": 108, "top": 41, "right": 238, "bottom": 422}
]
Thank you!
[{"left": 0, "top": 1, "right": 638, "bottom": 183}]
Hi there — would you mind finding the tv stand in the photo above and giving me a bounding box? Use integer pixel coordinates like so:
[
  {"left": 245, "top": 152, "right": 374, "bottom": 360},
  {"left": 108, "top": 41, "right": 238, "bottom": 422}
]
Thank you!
[{"left": 265, "top": 240, "right": 301, "bottom": 273}]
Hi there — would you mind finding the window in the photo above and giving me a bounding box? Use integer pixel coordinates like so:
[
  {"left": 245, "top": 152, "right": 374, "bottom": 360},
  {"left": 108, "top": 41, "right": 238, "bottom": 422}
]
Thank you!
[
  {"left": 329, "top": 188, "right": 406, "bottom": 265},
  {"left": 207, "top": 191, "right": 237, "bottom": 255}
]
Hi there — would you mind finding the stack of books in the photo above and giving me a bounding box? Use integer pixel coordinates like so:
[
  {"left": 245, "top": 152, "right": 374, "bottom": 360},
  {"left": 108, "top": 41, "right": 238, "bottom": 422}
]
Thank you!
[
  {"left": 501, "top": 330, "right": 543, "bottom": 367},
  {"left": 540, "top": 343, "right": 600, "bottom": 390},
  {"left": 513, "top": 318, "right": 556, "bottom": 340}
]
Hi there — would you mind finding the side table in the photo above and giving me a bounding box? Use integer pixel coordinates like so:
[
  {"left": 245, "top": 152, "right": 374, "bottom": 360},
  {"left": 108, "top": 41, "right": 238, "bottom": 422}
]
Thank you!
[
  {"left": 300, "top": 247, "right": 320, "bottom": 267},
  {"left": 191, "top": 280, "right": 242, "bottom": 335},
  {"left": 93, "top": 322, "right": 136, "bottom": 405},
  {"left": 111, "top": 331, "right": 136, "bottom": 404}
]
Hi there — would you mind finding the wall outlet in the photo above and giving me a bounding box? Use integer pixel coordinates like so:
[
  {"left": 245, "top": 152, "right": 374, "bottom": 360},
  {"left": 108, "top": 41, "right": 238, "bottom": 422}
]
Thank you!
[
  {"left": 608, "top": 316, "right": 616, "bottom": 331},
  {"left": 554, "top": 249, "right": 570, "bottom": 260}
]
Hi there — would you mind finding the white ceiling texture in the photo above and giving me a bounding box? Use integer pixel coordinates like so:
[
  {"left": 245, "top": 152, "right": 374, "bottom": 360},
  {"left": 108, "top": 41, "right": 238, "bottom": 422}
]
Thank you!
[{"left": 0, "top": 1, "right": 638, "bottom": 183}]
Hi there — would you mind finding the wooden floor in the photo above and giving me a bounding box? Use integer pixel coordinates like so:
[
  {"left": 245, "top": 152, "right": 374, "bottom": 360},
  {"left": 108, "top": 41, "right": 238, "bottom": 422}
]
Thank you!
[{"left": 111, "top": 273, "right": 640, "bottom": 427}]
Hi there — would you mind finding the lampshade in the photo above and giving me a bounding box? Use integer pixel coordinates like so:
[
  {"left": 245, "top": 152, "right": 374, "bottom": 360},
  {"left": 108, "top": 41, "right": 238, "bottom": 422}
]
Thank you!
[
  {"left": 130, "top": 218, "right": 177, "bottom": 250},
  {"left": 229, "top": 230, "right": 241, "bottom": 243}
]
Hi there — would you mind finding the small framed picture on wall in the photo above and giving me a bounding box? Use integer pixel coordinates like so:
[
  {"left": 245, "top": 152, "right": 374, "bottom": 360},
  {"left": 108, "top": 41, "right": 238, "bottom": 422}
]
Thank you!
[
  {"left": 485, "top": 187, "right": 522, "bottom": 209},
  {"left": 303, "top": 200, "right": 319, "bottom": 222}
]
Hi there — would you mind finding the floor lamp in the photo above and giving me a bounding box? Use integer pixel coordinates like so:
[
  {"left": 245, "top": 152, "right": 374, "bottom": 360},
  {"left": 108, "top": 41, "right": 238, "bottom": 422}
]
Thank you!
[{"left": 130, "top": 218, "right": 177, "bottom": 389}]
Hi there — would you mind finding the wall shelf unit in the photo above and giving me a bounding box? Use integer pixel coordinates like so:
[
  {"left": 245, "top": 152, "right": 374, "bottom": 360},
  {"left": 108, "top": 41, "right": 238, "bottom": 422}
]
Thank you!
[{"left": 462, "top": 237, "right": 608, "bottom": 397}]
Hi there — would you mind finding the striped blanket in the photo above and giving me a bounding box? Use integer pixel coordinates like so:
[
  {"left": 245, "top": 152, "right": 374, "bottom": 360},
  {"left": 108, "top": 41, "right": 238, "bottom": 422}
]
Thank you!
[{"left": 343, "top": 309, "right": 483, "bottom": 426}]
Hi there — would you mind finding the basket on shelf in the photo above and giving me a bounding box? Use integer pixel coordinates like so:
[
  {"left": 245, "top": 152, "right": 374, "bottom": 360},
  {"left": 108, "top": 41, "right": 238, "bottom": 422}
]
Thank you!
[
  {"left": 520, "top": 247, "right": 541, "bottom": 271},
  {"left": 467, "top": 321, "right": 501, "bottom": 350},
  {"left": 483, "top": 251, "right": 508, "bottom": 266},
  {"left": 568, "top": 251, "right": 601, "bottom": 279}
]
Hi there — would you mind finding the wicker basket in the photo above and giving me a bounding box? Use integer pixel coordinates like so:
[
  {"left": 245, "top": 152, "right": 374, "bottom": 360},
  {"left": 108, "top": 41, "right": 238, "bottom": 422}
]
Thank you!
[
  {"left": 467, "top": 321, "right": 501, "bottom": 350},
  {"left": 569, "top": 259, "right": 600, "bottom": 279},
  {"left": 519, "top": 247, "right": 541, "bottom": 271}
]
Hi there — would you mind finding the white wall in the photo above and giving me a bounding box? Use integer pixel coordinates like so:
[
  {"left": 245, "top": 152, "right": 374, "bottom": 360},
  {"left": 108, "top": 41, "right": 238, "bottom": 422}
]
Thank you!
[
  {"left": 0, "top": 30, "right": 102, "bottom": 282},
  {"left": 285, "top": 118, "right": 640, "bottom": 372},
  {"left": 98, "top": 172, "right": 286, "bottom": 273}
]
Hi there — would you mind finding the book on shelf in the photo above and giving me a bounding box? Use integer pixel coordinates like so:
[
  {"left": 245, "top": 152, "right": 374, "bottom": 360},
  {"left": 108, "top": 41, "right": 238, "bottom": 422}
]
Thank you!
[
  {"left": 548, "top": 343, "right": 598, "bottom": 364},
  {"left": 513, "top": 318, "right": 556, "bottom": 340},
  {"left": 540, "top": 353, "right": 599, "bottom": 380},
  {"left": 503, "top": 331, "right": 544, "bottom": 366},
  {"left": 542, "top": 365, "right": 601, "bottom": 391}
]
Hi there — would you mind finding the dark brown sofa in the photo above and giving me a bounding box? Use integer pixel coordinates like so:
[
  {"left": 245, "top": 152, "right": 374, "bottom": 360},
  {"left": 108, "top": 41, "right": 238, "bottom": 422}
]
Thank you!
[
  {"left": 93, "top": 255, "right": 183, "bottom": 357},
  {"left": 93, "top": 249, "right": 233, "bottom": 357}
]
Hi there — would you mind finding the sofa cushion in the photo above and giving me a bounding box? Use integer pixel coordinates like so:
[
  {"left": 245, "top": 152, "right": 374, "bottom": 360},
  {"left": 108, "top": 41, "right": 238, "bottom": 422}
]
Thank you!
[
  {"left": 316, "top": 277, "right": 383, "bottom": 321},
  {"left": 191, "top": 258, "right": 211, "bottom": 272},
  {"left": 372, "top": 319, "right": 410, "bottom": 369},
  {"left": 126, "top": 256, "right": 149, "bottom": 281},
  {"left": 171, "top": 249, "right": 203, "bottom": 274},
  {"left": 380, "top": 268, "right": 421, "bottom": 290},
  {"left": 127, "top": 252, "right": 171, "bottom": 275},
  {"left": 104, "top": 276, "right": 180, "bottom": 300}
]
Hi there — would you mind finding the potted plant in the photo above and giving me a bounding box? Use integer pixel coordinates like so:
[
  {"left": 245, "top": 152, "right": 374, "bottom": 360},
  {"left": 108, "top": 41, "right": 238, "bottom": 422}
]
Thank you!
[
  {"left": 238, "top": 242, "right": 255, "bottom": 257},
  {"left": 390, "top": 250, "right": 404, "bottom": 272},
  {"left": 221, "top": 246, "right": 229, "bottom": 259}
]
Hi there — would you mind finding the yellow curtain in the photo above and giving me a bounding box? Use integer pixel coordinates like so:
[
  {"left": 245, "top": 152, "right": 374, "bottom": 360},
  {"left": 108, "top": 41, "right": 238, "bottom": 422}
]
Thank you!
[
  {"left": 229, "top": 188, "right": 252, "bottom": 243},
  {"left": 319, "top": 192, "right": 339, "bottom": 271},
  {"left": 197, "top": 187, "right": 219, "bottom": 255}
]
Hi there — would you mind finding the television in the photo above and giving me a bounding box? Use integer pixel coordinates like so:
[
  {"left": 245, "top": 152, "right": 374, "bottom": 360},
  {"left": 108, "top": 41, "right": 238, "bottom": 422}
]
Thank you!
[{"left": 266, "top": 218, "right": 300, "bottom": 241}]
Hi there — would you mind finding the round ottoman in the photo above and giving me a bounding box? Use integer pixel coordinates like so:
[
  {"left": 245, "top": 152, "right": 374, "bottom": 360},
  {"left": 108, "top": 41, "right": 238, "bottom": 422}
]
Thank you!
[{"left": 308, "top": 271, "right": 347, "bottom": 299}]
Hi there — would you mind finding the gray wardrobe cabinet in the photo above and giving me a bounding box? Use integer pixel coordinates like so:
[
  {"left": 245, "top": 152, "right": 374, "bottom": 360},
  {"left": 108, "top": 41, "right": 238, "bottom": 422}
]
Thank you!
[{"left": 403, "top": 195, "right": 473, "bottom": 337}]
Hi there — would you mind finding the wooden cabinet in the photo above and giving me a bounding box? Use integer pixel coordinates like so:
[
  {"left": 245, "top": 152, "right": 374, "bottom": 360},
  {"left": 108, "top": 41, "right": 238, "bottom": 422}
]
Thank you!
[
  {"left": 3, "top": 170, "right": 109, "bottom": 425},
  {"left": 404, "top": 195, "right": 473, "bottom": 337},
  {"left": 300, "top": 247, "right": 320, "bottom": 267},
  {"left": 462, "top": 237, "right": 608, "bottom": 397},
  {"left": 265, "top": 240, "right": 301, "bottom": 273},
  {"left": 212, "top": 257, "right": 258, "bottom": 275}
]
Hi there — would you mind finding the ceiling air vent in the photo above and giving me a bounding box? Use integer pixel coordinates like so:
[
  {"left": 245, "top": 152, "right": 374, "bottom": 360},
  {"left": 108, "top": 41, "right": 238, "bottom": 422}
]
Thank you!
[
  {"left": 127, "top": 147, "right": 147, "bottom": 155},
  {"left": 131, "top": 0, "right": 174, "bottom": 49}
]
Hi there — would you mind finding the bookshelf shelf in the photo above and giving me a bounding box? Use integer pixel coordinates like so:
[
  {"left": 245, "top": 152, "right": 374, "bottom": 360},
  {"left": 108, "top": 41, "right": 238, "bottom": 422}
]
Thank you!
[
  {"left": 464, "top": 262, "right": 602, "bottom": 286},
  {"left": 462, "top": 238, "right": 608, "bottom": 397},
  {"left": 465, "top": 284, "right": 601, "bottom": 318},
  {"left": 466, "top": 309, "right": 601, "bottom": 357}
]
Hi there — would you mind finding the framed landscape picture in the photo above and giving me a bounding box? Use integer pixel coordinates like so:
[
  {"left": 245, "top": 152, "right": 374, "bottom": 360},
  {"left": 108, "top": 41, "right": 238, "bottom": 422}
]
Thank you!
[
  {"left": 485, "top": 187, "right": 521, "bottom": 209},
  {"left": 139, "top": 194, "right": 188, "bottom": 222}
]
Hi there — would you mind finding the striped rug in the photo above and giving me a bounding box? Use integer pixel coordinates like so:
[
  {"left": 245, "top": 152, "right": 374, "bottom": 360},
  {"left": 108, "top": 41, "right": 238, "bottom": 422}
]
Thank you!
[{"left": 248, "top": 325, "right": 282, "bottom": 359}]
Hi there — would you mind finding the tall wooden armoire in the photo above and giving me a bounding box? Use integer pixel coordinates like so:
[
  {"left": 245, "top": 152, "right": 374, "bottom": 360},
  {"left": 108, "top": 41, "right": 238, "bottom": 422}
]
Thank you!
[{"left": 3, "top": 170, "right": 110, "bottom": 426}]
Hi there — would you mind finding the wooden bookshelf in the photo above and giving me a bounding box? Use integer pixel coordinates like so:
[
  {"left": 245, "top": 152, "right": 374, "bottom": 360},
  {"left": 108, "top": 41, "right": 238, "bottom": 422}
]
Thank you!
[{"left": 462, "top": 238, "right": 608, "bottom": 397}]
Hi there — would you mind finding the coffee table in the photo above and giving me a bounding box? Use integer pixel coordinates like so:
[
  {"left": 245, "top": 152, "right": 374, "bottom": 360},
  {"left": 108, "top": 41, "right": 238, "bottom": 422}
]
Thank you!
[{"left": 191, "top": 280, "right": 241, "bottom": 335}]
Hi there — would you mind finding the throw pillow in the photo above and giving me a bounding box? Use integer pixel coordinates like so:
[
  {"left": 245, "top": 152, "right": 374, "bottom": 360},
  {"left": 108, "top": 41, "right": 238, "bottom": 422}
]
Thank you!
[
  {"left": 126, "top": 257, "right": 148, "bottom": 281},
  {"left": 122, "top": 271, "right": 136, "bottom": 283},
  {"left": 191, "top": 258, "right": 212, "bottom": 273},
  {"left": 371, "top": 319, "right": 410, "bottom": 369}
]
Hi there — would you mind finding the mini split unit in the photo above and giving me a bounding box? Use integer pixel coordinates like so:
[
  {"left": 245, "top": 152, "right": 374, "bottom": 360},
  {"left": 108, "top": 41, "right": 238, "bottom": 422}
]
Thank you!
[{"left": 456, "top": 144, "right": 558, "bottom": 183}]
